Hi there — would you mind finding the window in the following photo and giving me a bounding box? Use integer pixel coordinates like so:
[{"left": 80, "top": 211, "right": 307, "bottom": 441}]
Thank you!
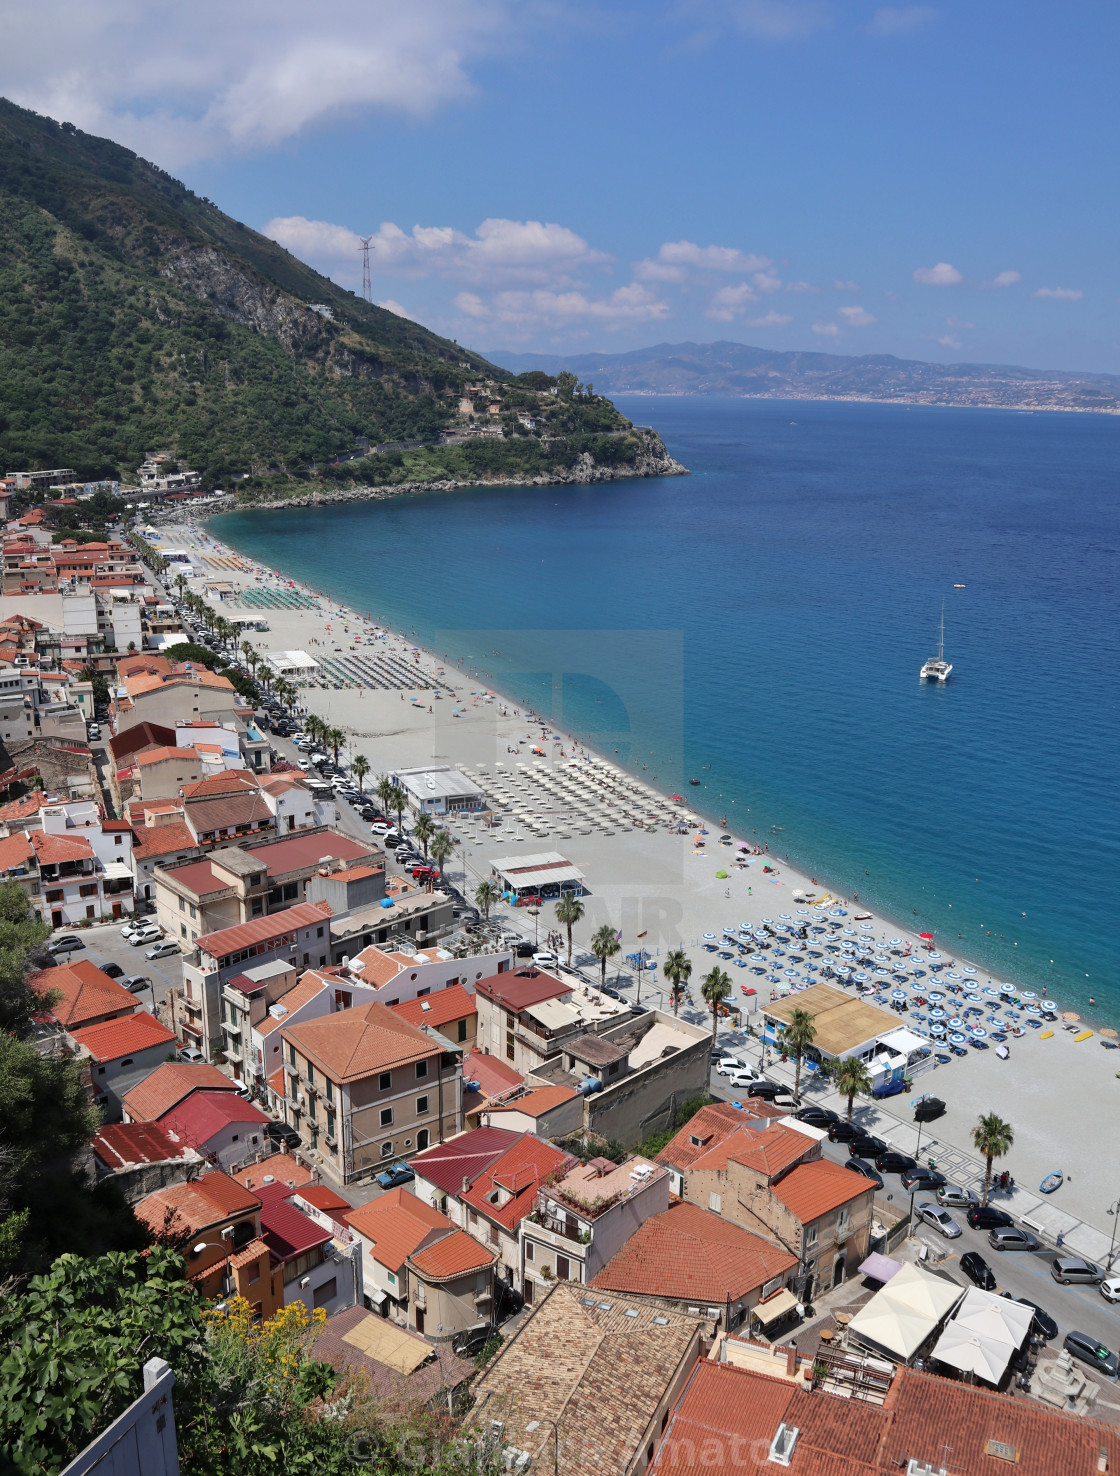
[
  {"left": 806, "top": 1222, "right": 818, "bottom": 1247},
  {"left": 836, "top": 1207, "right": 850, "bottom": 1237},
  {"left": 313, "top": 1278, "right": 337, "bottom": 1309},
  {"left": 189, "top": 903, "right": 196, "bottom": 920},
  {"left": 179, "top": 896, "right": 185, "bottom": 912},
  {"left": 282, "top": 1247, "right": 324, "bottom": 1284},
  {"left": 247, "top": 1262, "right": 260, "bottom": 1285},
  {"left": 379, "top": 1070, "right": 391, "bottom": 1091},
  {"left": 387, "top": 1271, "right": 396, "bottom": 1285},
  {"left": 380, "top": 1141, "right": 394, "bottom": 1159},
  {"left": 709, "top": 1192, "right": 722, "bottom": 1214},
  {"left": 181, "top": 924, "right": 187, "bottom": 938},
  {"left": 556, "top": 1256, "right": 569, "bottom": 1281},
  {"left": 417, "top": 1129, "right": 429, "bottom": 1150},
  {"left": 289, "top": 1042, "right": 297, "bottom": 1067},
  {"left": 380, "top": 1107, "right": 393, "bottom": 1127},
  {"left": 416, "top": 1060, "right": 428, "bottom": 1080},
  {"left": 97, "top": 1065, "right": 106, "bottom": 1075},
  {"left": 416, "top": 1096, "right": 429, "bottom": 1115},
  {"left": 326, "top": 1079, "right": 334, "bottom": 1105},
  {"left": 458, "top": 1019, "right": 468, "bottom": 1042},
  {"left": 524, "top": 1242, "right": 534, "bottom": 1262},
  {"left": 307, "top": 1062, "right": 315, "bottom": 1086},
  {"left": 316, "top": 926, "right": 324, "bottom": 938},
  {"left": 120, "top": 1058, "right": 133, "bottom": 1067},
  {"left": 307, "top": 1096, "right": 316, "bottom": 1121}
]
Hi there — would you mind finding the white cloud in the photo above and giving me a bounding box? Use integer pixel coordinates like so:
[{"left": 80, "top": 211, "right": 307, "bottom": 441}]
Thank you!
[
  {"left": 1033, "top": 286, "right": 1083, "bottom": 301},
  {"left": 753, "top": 271, "right": 783, "bottom": 294},
  {"left": 833, "top": 279, "right": 860, "bottom": 291},
  {"left": 786, "top": 280, "right": 819, "bottom": 294},
  {"left": 869, "top": 6, "right": 936, "bottom": 35},
  {"left": 937, "top": 335, "right": 962, "bottom": 349},
  {"left": 264, "top": 215, "right": 610, "bottom": 287},
  {"left": 634, "top": 240, "right": 772, "bottom": 283},
  {"left": 992, "top": 270, "right": 1022, "bottom": 288},
  {"left": 717, "top": 1, "right": 831, "bottom": 40},
  {"left": 913, "top": 261, "right": 963, "bottom": 286},
  {"left": 454, "top": 283, "right": 669, "bottom": 329},
  {"left": 0, "top": 0, "right": 512, "bottom": 164},
  {"left": 947, "top": 315, "right": 973, "bottom": 329},
  {"left": 705, "top": 284, "right": 759, "bottom": 321},
  {"left": 376, "top": 300, "right": 418, "bottom": 321},
  {"left": 748, "top": 309, "right": 794, "bottom": 326},
  {"left": 811, "top": 321, "right": 841, "bottom": 337},
  {"left": 838, "top": 305, "right": 876, "bottom": 326}
]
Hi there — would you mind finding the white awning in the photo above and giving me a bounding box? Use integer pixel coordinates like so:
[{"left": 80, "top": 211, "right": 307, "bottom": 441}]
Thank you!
[
  {"left": 847, "top": 1264, "right": 963, "bottom": 1362},
  {"left": 753, "top": 1288, "right": 798, "bottom": 1325},
  {"left": 932, "top": 1324, "right": 1011, "bottom": 1385}
]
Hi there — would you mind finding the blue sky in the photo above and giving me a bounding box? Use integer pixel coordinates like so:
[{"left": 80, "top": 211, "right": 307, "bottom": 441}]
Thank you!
[{"left": 5, "top": 1, "right": 1118, "bottom": 369}]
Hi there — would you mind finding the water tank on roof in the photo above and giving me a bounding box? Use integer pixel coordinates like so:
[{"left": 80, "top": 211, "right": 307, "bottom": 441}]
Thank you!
[
  {"left": 380, "top": 898, "right": 394, "bottom": 909},
  {"left": 579, "top": 1076, "right": 603, "bottom": 1096}
]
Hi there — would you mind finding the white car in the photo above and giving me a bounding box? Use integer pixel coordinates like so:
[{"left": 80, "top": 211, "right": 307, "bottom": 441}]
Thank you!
[
  {"left": 126, "top": 925, "right": 161, "bottom": 946},
  {"left": 370, "top": 821, "right": 391, "bottom": 836},
  {"left": 716, "top": 1056, "right": 749, "bottom": 1076},
  {"left": 533, "top": 951, "right": 558, "bottom": 967},
  {"left": 916, "top": 1201, "right": 961, "bottom": 1239},
  {"left": 297, "top": 758, "right": 311, "bottom": 771},
  {"left": 726, "top": 1069, "right": 760, "bottom": 1089},
  {"left": 1100, "top": 1277, "right": 1120, "bottom": 1304},
  {"left": 145, "top": 939, "right": 181, "bottom": 960}
]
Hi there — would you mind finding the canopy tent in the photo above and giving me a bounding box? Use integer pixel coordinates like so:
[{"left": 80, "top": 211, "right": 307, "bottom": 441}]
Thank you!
[
  {"left": 931, "top": 1323, "right": 1011, "bottom": 1385},
  {"left": 857, "top": 1252, "right": 903, "bottom": 1285},
  {"left": 950, "top": 1286, "right": 1034, "bottom": 1352},
  {"left": 342, "top": 1314, "right": 435, "bottom": 1375},
  {"left": 752, "top": 1288, "right": 799, "bottom": 1327},
  {"left": 847, "top": 1263, "right": 964, "bottom": 1363}
]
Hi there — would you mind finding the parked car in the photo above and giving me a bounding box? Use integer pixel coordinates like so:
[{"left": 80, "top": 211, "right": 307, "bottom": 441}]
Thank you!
[
  {"left": 48, "top": 934, "right": 85, "bottom": 955},
  {"left": 1064, "top": 1331, "right": 1119, "bottom": 1380},
  {"left": 875, "top": 1151, "right": 917, "bottom": 1175},
  {"left": 265, "top": 1121, "right": 301, "bottom": 1151},
  {"left": 101, "top": 962, "right": 125, "bottom": 979},
  {"left": 1052, "top": 1256, "right": 1105, "bottom": 1286},
  {"left": 176, "top": 1046, "right": 204, "bottom": 1064},
  {"left": 124, "top": 975, "right": 151, "bottom": 994},
  {"left": 1002, "top": 1294, "right": 1057, "bottom": 1340},
  {"left": 936, "top": 1184, "right": 978, "bottom": 1210},
  {"left": 375, "top": 1161, "right": 415, "bottom": 1191},
  {"left": 145, "top": 939, "right": 181, "bottom": 960},
  {"left": 842, "top": 1158, "right": 884, "bottom": 1188},
  {"left": 514, "top": 942, "right": 536, "bottom": 958},
  {"left": 726, "top": 1069, "right": 760, "bottom": 1089},
  {"left": 533, "top": 951, "right": 559, "bottom": 968},
  {"left": 847, "top": 1135, "right": 888, "bottom": 1159},
  {"left": 872, "top": 1078, "right": 905, "bottom": 1099},
  {"left": 827, "top": 1120, "right": 862, "bottom": 1143},
  {"left": 960, "top": 1251, "right": 997, "bottom": 1290},
  {"left": 901, "top": 1167, "right": 947, "bottom": 1193},
  {"left": 915, "top": 1201, "right": 961, "bottom": 1238},
  {"left": 1100, "top": 1278, "right": 1120, "bottom": 1305},
  {"left": 967, "top": 1205, "right": 1013, "bottom": 1231},
  {"left": 716, "top": 1056, "right": 749, "bottom": 1076},
  {"left": 126, "top": 924, "right": 161, "bottom": 945},
  {"left": 988, "top": 1227, "right": 1040, "bottom": 1252},
  {"left": 370, "top": 821, "right": 391, "bottom": 835},
  {"left": 913, "top": 1094, "right": 946, "bottom": 1122},
  {"left": 746, "top": 1081, "right": 782, "bottom": 1100}
]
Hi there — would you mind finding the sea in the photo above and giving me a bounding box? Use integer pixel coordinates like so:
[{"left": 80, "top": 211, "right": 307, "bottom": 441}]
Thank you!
[{"left": 211, "top": 396, "right": 1120, "bottom": 1017}]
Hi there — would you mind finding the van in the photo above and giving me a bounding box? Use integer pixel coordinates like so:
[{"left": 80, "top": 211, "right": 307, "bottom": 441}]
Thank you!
[{"left": 1052, "top": 1256, "right": 1104, "bottom": 1285}]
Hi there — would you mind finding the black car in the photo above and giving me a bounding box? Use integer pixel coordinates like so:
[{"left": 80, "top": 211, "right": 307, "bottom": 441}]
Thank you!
[
  {"left": 828, "top": 1120, "right": 862, "bottom": 1143},
  {"left": 967, "top": 1204, "right": 1013, "bottom": 1231},
  {"left": 101, "top": 962, "right": 125, "bottom": 979},
  {"left": 913, "top": 1095, "right": 946, "bottom": 1123},
  {"left": 843, "top": 1158, "right": 884, "bottom": 1188},
  {"left": 795, "top": 1105, "right": 839, "bottom": 1128},
  {"left": 746, "top": 1081, "right": 782, "bottom": 1100},
  {"left": 515, "top": 942, "right": 536, "bottom": 958},
  {"left": 848, "top": 1135, "right": 888, "bottom": 1159},
  {"left": 876, "top": 1151, "right": 918, "bottom": 1175},
  {"left": 265, "top": 1121, "right": 301, "bottom": 1151},
  {"left": 901, "top": 1167, "right": 947, "bottom": 1192},
  {"left": 1002, "top": 1293, "right": 1057, "bottom": 1341},
  {"left": 960, "top": 1251, "right": 997, "bottom": 1291}
]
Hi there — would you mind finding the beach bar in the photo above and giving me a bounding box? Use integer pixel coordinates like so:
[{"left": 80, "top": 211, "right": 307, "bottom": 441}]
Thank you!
[
  {"left": 392, "top": 765, "right": 485, "bottom": 816},
  {"left": 489, "top": 851, "right": 585, "bottom": 902},
  {"left": 762, "top": 982, "right": 913, "bottom": 1074}
]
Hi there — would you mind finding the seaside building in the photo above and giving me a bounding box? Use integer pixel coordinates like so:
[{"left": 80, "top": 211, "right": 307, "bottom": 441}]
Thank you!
[
  {"left": 764, "top": 980, "right": 934, "bottom": 1083},
  {"left": 487, "top": 849, "right": 585, "bottom": 902},
  {"left": 390, "top": 765, "right": 485, "bottom": 817},
  {"left": 654, "top": 1099, "right": 787, "bottom": 1198}
]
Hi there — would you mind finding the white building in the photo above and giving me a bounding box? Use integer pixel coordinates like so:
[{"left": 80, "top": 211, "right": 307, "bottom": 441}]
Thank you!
[{"left": 392, "top": 765, "right": 485, "bottom": 817}]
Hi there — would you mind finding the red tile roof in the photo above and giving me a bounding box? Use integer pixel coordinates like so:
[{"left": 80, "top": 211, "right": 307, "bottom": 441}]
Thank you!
[
  {"left": 159, "top": 1091, "right": 271, "bottom": 1146},
  {"left": 132, "top": 821, "right": 197, "bottom": 861},
  {"left": 475, "top": 966, "right": 572, "bottom": 1013},
  {"left": 255, "top": 1180, "right": 332, "bottom": 1262},
  {"left": 122, "top": 1060, "right": 238, "bottom": 1121},
  {"left": 461, "top": 1049, "right": 523, "bottom": 1103},
  {"left": 592, "top": 1202, "right": 797, "bottom": 1304},
  {"left": 136, "top": 745, "right": 198, "bottom": 767},
  {"left": 71, "top": 1009, "right": 175, "bottom": 1062},
  {"left": 281, "top": 999, "right": 440, "bottom": 1083},
  {"left": 0, "top": 830, "right": 35, "bottom": 872},
  {"left": 410, "top": 1127, "right": 522, "bottom": 1196},
  {"left": 655, "top": 1102, "right": 770, "bottom": 1174},
  {"left": 234, "top": 1152, "right": 312, "bottom": 1190},
  {"left": 92, "top": 1120, "right": 199, "bottom": 1171},
  {"left": 253, "top": 829, "right": 374, "bottom": 876},
  {"left": 0, "top": 791, "right": 53, "bottom": 823},
  {"left": 197, "top": 901, "right": 332, "bottom": 960},
  {"left": 771, "top": 1158, "right": 875, "bottom": 1225},
  {"left": 345, "top": 1187, "right": 452, "bottom": 1273},
  {"left": 390, "top": 983, "right": 477, "bottom": 1031},
  {"left": 255, "top": 973, "right": 327, "bottom": 1037},
  {"left": 296, "top": 1184, "right": 353, "bottom": 1216},
  {"left": 30, "top": 959, "right": 137, "bottom": 1029},
  {"left": 460, "top": 1132, "right": 575, "bottom": 1232},
  {"left": 409, "top": 1228, "right": 496, "bottom": 1281},
  {"left": 31, "top": 829, "right": 95, "bottom": 863},
  {"left": 690, "top": 1122, "right": 812, "bottom": 1178},
  {"left": 161, "top": 859, "right": 226, "bottom": 896},
  {"left": 485, "top": 1084, "right": 580, "bottom": 1120},
  {"left": 134, "top": 1169, "right": 260, "bottom": 1239}
]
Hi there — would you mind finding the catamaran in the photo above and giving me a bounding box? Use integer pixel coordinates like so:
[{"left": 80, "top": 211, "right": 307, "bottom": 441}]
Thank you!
[{"left": 920, "top": 602, "right": 953, "bottom": 682}]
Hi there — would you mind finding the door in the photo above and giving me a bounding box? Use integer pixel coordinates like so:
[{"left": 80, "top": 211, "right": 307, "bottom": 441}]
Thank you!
[
  {"left": 112, "top": 901, "right": 122, "bottom": 920},
  {"left": 414, "top": 1307, "right": 424, "bottom": 1334},
  {"left": 51, "top": 910, "right": 62, "bottom": 928}
]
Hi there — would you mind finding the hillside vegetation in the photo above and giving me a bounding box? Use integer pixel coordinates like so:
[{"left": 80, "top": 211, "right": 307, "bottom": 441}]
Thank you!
[{"left": 0, "top": 98, "right": 671, "bottom": 491}]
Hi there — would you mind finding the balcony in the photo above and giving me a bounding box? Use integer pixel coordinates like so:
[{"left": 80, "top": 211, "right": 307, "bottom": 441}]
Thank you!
[
  {"left": 222, "top": 1019, "right": 242, "bottom": 1037},
  {"left": 283, "top": 1062, "right": 300, "bottom": 1079}
]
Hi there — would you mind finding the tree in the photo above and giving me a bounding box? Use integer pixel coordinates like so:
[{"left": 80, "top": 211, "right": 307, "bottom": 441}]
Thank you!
[
  {"left": 0, "top": 881, "right": 52, "bottom": 1038},
  {"left": 429, "top": 827, "right": 454, "bottom": 881},
  {"left": 972, "top": 1112, "right": 1014, "bottom": 1207},
  {"left": 784, "top": 1007, "right": 817, "bottom": 1100},
  {"left": 474, "top": 879, "right": 501, "bottom": 920},
  {"left": 701, "top": 967, "right": 732, "bottom": 1046},
  {"left": 832, "top": 1056, "right": 872, "bottom": 1122},
  {"left": 389, "top": 783, "right": 407, "bottom": 837},
  {"left": 256, "top": 665, "right": 273, "bottom": 692},
  {"left": 326, "top": 727, "right": 345, "bottom": 765},
  {"left": 413, "top": 811, "right": 436, "bottom": 861},
  {"left": 662, "top": 948, "right": 692, "bottom": 1017},
  {"left": 241, "top": 639, "right": 257, "bottom": 674},
  {"left": 590, "top": 923, "right": 620, "bottom": 992},
  {"left": 375, "top": 773, "right": 394, "bottom": 817},
  {"left": 352, "top": 754, "right": 370, "bottom": 794},
  {"left": 305, "top": 714, "right": 324, "bottom": 751},
  {"left": 79, "top": 663, "right": 110, "bottom": 709},
  {"left": 555, "top": 893, "right": 585, "bottom": 967}
]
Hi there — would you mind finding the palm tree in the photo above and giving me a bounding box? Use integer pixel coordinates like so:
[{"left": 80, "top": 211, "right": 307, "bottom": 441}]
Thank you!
[
  {"left": 413, "top": 811, "right": 436, "bottom": 860},
  {"left": 590, "top": 923, "right": 620, "bottom": 992},
  {"left": 389, "top": 783, "right": 407, "bottom": 837},
  {"left": 555, "top": 893, "right": 585, "bottom": 967},
  {"left": 972, "top": 1112, "right": 1014, "bottom": 1207},
  {"left": 701, "top": 967, "right": 732, "bottom": 1047},
  {"left": 784, "top": 1007, "right": 817, "bottom": 1100},
  {"left": 662, "top": 948, "right": 692, "bottom": 1017},
  {"left": 832, "top": 1056, "right": 873, "bottom": 1122},
  {"left": 241, "top": 640, "right": 257, "bottom": 674},
  {"left": 352, "top": 755, "right": 370, "bottom": 794},
  {"left": 429, "top": 827, "right": 454, "bottom": 881},
  {"left": 257, "top": 665, "right": 273, "bottom": 692},
  {"left": 375, "top": 774, "right": 395, "bottom": 818},
  {"left": 474, "top": 879, "right": 501, "bottom": 920},
  {"left": 175, "top": 573, "right": 186, "bottom": 599},
  {"left": 327, "top": 726, "right": 345, "bottom": 765}
]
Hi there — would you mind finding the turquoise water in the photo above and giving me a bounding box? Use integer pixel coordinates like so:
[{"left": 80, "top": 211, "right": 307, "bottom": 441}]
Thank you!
[{"left": 212, "top": 397, "right": 1120, "bottom": 1015}]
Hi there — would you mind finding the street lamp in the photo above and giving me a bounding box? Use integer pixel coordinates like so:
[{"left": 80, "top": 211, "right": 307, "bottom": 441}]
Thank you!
[
  {"left": 525, "top": 1417, "right": 560, "bottom": 1476},
  {"left": 1107, "top": 1197, "right": 1120, "bottom": 1270}
]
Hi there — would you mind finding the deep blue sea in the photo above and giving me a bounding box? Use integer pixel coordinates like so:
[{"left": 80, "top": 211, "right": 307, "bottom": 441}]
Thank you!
[{"left": 212, "top": 397, "right": 1120, "bottom": 1016}]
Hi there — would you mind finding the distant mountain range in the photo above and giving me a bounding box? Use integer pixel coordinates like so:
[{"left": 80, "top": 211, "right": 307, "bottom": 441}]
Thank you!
[{"left": 487, "top": 341, "right": 1120, "bottom": 413}]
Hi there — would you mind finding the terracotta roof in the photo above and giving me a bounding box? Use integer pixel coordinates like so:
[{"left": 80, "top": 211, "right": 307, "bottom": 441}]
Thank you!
[
  {"left": 267, "top": 1066, "right": 286, "bottom": 1098},
  {"left": 182, "top": 771, "right": 261, "bottom": 800},
  {"left": 122, "top": 1060, "right": 238, "bottom": 1121},
  {"left": 460, "top": 1132, "right": 575, "bottom": 1232},
  {"left": 31, "top": 829, "right": 95, "bottom": 863},
  {"left": 281, "top": 999, "right": 440, "bottom": 1083},
  {"left": 690, "top": 1122, "right": 812, "bottom": 1178},
  {"left": 197, "top": 901, "right": 332, "bottom": 960},
  {"left": 92, "top": 1120, "right": 198, "bottom": 1171},
  {"left": 346, "top": 1187, "right": 452, "bottom": 1273},
  {"left": 408, "top": 1228, "right": 496, "bottom": 1281},
  {"left": 592, "top": 1202, "right": 797, "bottom": 1303},
  {"left": 109, "top": 722, "right": 177, "bottom": 762},
  {"left": 160, "top": 859, "right": 225, "bottom": 896},
  {"left": 485, "top": 1084, "right": 579, "bottom": 1119},
  {"left": 0, "top": 830, "right": 35, "bottom": 871},
  {"left": 71, "top": 1009, "right": 175, "bottom": 1062},
  {"left": 0, "top": 791, "right": 53, "bottom": 822},
  {"left": 30, "top": 959, "right": 136, "bottom": 1029},
  {"left": 160, "top": 1091, "right": 271, "bottom": 1145},
  {"left": 134, "top": 1169, "right": 260, "bottom": 1239},
  {"left": 652, "top": 1363, "right": 801, "bottom": 1476},
  {"left": 132, "top": 821, "right": 197, "bottom": 861},
  {"left": 136, "top": 745, "right": 198, "bottom": 767},
  {"left": 390, "top": 983, "right": 477, "bottom": 1031},
  {"left": 475, "top": 966, "right": 572, "bottom": 1013},
  {"left": 410, "top": 1126, "right": 521, "bottom": 1195},
  {"left": 461, "top": 1049, "right": 523, "bottom": 1102},
  {"left": 771, "top": 1157, "right": 875, "bottom": 1225},
  {"left": 185, "top": 789, "right": 275, "bottom": 836},
  {"left": 296, "top": 1184, "right": 353, "bottom": 1216},
  {"left": 255, "top": 1180, "right": 331, "bottom": 1262},
  {"left": 253, "top": 829, "right": 373, "bottom": 876},
  {"left": 254, "top": 973, "right": 327, "bottom": 1037},
  {"left": 655, "top": 1102, "right": 765, "bottom": 1174},
  {"left": 234, "top": 1152, "right": 312, "bottom": 1190},
  {"left": 348, "top": 945, "right": 406, "bottom": 986}
]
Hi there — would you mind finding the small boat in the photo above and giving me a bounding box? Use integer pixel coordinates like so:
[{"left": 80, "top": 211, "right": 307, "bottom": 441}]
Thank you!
[
  {"left": 920, "top": 600, "right": 953, "bottom": 682},
  {"left": 953, "top": 583, "right": 966, "bottom": 589},
  {"left": 688, "top": 778, "right": 701, "bottom": 786},
  {"left": 1039, "top": 1170, "right": 1063, "bottom": 1195}
]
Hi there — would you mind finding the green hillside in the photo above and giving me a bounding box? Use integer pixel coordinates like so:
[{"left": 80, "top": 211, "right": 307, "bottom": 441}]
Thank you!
[{"left": 0, "top": 97, "right": 666, "bottom": 490}]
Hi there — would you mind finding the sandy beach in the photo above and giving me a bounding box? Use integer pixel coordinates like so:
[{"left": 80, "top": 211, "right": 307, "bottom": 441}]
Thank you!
[{"left": 158, "top": 513, "right": 1120, "bottom": 1257}]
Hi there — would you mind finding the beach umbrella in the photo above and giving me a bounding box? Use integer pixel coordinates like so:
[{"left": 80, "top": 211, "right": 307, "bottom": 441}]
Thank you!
[
  {"left": 949, "top": 1032, "right": 967, "bottom": 1045},
  {"left": 948, "top": 1017, "right": 965, "bottom": 1030},
  {"left": 891, "top": 989, "right": 907, "bottom": 1000},
  {"left": 1025, "top": 1005, "right": 1041, "bottom": 1016},
  {"left": 927, "top": 991, "right": 944, "bottom": 1002},
  {"left": 1021, "top": 991, "right": 1038, "bottom": 1001},
  {"left": 930, "top": 1023, "right": 946, "bottom": 1037},
  {"left": 1041, "top": 1000, "right": 1058, "bottom": 1012},
  {"left": 858, "top": 922, "right": 873, "bottom": 931},
  {"left": 970, "top": 1027, "right": 987, "bottom": 1039},
  {"left": 829, "top": 908, "right": 845, "bottom": 917},
  {"left": 928, "top": 951, "right": 943, "bottom": 961},
  {"left": 984, "top": 986, "right": 999, "bottom": 997},
  {"left": 929, "top": 1007, "right": 946, "bottom": 1020},
  {"left": 778, "top": 912, "right": 792, "bottom": 920},
  {"left": 853, "top": 972, "right": 869, "bottom": 983},
  {"left": 888, "top": 938, "right": 903, "bottom": 947},
  {"left": 963, "top": 966, "right": 978, "bottom": 976},
  {"left": 702, "top": 932, "right": 716, "bottom": 941},
  {"left": 999, "top": 983, "right": 1016, "bottom": 996}
]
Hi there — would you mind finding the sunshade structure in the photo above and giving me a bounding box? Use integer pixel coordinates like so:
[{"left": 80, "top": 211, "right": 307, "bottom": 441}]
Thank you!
[
  {"left": 857, "top": 1252, "right": 902, "bottom": 1284},
  {"left": 342, "top": 1314, "right": 436, "bottom": 1375},
  {"left": 847, "top": 1263, "right": 964, "bottom": 1363},
  {"left": 931, "top": 1324, "right": 1010, "bottom": 1386},
  {"left": 948, "top": 1286, "right": 1034, "bottom": 1356}
]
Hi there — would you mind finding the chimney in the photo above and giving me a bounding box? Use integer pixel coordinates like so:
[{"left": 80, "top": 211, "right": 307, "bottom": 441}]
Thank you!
[
  {"left": 1099, "top": 1450, "right": 1109, "bottom": 1475},
  {"left": 785, "top": 1344, "right": 798, "bottom": 1378},
  {"left": 462, "top": 1176, "right": 471, "bottom": 1195}
]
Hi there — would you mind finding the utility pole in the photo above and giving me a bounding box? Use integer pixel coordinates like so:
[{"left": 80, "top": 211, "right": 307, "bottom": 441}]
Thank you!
[{"left": 358, "top": 236, "right": 373, "bottom": 303}]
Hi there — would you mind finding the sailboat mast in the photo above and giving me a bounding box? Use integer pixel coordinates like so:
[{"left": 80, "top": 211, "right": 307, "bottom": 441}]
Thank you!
[{"left": 938, "top": 600, "right": 945, "bottom": 661}]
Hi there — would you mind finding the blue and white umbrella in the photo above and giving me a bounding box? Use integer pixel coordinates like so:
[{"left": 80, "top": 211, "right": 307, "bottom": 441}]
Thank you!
[
  {"left": 760, "top": 917, "right": 774, "bottom": 925},
  {"left": 891, "top": 989, "right": 907, "bottom": 1000},
  {"left": 1022, "top": 991, "right": 1038, "bottom": 1001},
  {"left": 858, "top": 922, "right": 874, "bottom": 931},
  {"left": 948, "top": 1016, "right": 965, "bottom": 1030},
  {"left": 1000, "top": 983, "right": 1016, "bottom": 996},
  {"left": 853, "top": 972, "right": 870, "bottom": 983},
  {"left": 875, "top": 968, "right": 891, "bottom": 977},
  {"left": 949, "top": 1032, "right": 967, "bottom": 1045},
  {"left": 929, "top": 1023, "right": 946, "bottom": 1037},
  {"left": 1026, "top": 1005, "right": 1041, "bottom": 1016},
  {"left": 842, "top": 928, "right": 857, "bottom": 937},
  {"left": 966, "top": 993, "right": 983, "bottom": 1004},
  {"left": 929, "top": 1006, "right": 947, "bottom": 1020},
  {"left": 928, "top": 951, "right": 943, "bottom": 961},
  {"left": 834, "top": 965, "right": 851, "bottom": 976},
  {"left": 970, "top": 1026, "right": 987, "bottom": 1039},
  {"left": 702, "top": 933, "right": 716, "bottom": 941},
  {"left": 962, "top": 966, "right": 977, "bottom": 976},
  {"left": 945, "top": 971, "right": 962, "bottom": 981},
  {"left": 927, "top": 991, "right": 945, "bottom": 1003},
  {"left": 829, "top": 908, "right": 845, "bottom": 917},
  {"left": 784, "top": 969, "right": 798, "bottom": 978},
  {"left": 984, "top": 987, "right": 999, "bottom": 998},
  {"left": 778, "top": 912, "right": 793, "bottom": 920},
  {"left": 1041, "top": 1000, "right": 1058, "bottom": 1012}
]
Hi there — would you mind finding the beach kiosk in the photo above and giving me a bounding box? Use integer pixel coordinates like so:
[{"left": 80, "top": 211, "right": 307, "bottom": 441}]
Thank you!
[{"left": 489, "top": 851, "right": 585, "bottom": 903}]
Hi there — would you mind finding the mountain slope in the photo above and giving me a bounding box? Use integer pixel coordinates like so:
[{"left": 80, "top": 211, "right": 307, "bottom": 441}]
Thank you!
[
  {"left": 0, "top": 98, "right": 674, "bottom": 489},
  {"left": 488, "top": 340, "right": 1120, "bottom": 412}
]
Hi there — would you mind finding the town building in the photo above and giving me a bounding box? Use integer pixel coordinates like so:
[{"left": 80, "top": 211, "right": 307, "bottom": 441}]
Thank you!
[
  {"left": 69, "top": 1010, "right": 177, "bottom": 1120},
  {"left": 158, "top": 1091, "right": 272, "bottom": 1170},
  {"left": 255, "top": 1179, "right": 358, "bottom": 1318},
  {"left": 121, "top": 1059, "right": 240, "bottom": 1124},
  {"left": 389, "top": 765, "right": 484, "bottom": 816},
  {"left": 31, "top": 958, "right": 138, "bottom": 1032},
  {"left": 479, "top": 1082, "right": 583, "bottom": 1139},
  {"left": 389, "top": 982, "right": 476, "bottom": 1051},
  {"left": 90, "top": 1120, "right": 205, "bottom": 1204},
  {"left": 655, "top": 1100, "right": 785, "bottom": 1198},
  {"left": 339, "top": 940, "right": 510, "bottom": 1007},
  {"left": 460, "top": 1048, "right": 524, "bottom": 1129}
]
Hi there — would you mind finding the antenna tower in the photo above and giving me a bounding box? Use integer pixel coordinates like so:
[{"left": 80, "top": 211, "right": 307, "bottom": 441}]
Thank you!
[{"left": 359, "top": 236, "right": 373, "bottom": 302}]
